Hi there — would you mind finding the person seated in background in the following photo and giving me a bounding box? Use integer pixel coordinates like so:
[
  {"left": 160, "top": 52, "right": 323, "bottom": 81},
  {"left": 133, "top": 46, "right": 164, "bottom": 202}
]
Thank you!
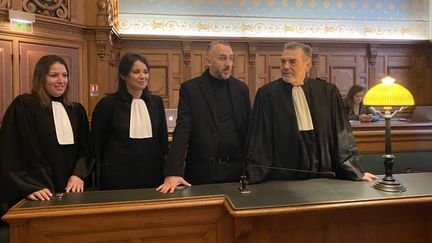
[
  {"left": 0, "top": 55, "right": 94, "bottom": 204},
  {"left": 344, "top": 84, "right": 380, "bottom": 122},
  {"left": 91, "top": 53, "right": 168, "bottom": 190}
]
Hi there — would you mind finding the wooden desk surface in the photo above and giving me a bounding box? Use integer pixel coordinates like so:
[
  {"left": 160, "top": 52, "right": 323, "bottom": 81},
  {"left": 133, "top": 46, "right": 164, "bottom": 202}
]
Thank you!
[
  {"left": 350, "top": 120, "right": 432, "bottom": 131},
  {"left": 4, "top": 173, "right": 432, "bottom": 214},
  {"left": 220, "top": 173, "right": 432, "bottom": 216}
]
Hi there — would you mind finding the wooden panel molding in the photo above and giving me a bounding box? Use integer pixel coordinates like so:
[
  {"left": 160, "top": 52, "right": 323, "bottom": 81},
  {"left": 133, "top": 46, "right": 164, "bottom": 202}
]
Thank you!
[
  {"left": 19, "top": 43, "right": 80, "bottom": 101},
  {"left": 0, "top": 39, "right": 12, "bottom": 122},
  {"left": 115, "top": 41, "right": 432, "bottom": 107}
]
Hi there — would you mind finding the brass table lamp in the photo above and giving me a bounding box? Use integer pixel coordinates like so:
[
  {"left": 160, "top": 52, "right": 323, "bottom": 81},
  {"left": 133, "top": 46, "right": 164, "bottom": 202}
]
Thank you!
[{"left": 363, "top": 76, "right": 414, "bottom": 192}]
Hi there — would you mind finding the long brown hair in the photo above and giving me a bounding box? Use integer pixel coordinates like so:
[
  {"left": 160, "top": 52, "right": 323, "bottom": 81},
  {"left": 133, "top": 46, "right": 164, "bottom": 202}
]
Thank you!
[
  {"left": 31, "top": 55, "right": 71, "bottom": 108},
  {"left": 346, "top": 84, "right": 365, "bottom": 109}
]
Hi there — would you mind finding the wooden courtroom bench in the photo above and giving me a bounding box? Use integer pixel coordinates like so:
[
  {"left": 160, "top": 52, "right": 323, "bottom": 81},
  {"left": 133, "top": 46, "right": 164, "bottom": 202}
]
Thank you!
[{"left": 2, "top": 173, "right": 432, "bottom": 243}]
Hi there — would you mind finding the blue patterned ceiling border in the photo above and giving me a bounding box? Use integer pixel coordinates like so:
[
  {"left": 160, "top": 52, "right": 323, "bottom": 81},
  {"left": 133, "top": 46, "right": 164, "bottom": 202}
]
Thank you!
[
  {"left": 119, "top": 0, "right": 428, "bottom": 21},
  {"left": 118, "top": 14, "right": 427, "bottom": 40}
]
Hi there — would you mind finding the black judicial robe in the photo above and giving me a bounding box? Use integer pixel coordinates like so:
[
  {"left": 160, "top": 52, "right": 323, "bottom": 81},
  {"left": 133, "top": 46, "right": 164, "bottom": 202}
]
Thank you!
[
  {"left": 91, "top": 88, "right": 168, "bottom": 190},
  {"left": 0, "top": 94, "right": 93, "bottom": 204},
  {"left": 246, "top": 78, "right": 364, "bottom": 183}
]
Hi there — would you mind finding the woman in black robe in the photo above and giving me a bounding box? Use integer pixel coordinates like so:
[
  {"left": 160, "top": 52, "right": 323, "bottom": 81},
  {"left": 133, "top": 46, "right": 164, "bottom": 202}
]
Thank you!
[
  {"left": 0, "top": 55, "right": 93, "bottom": 204},
  {"left": 91, "top": 53, "right": 168, "bottom": 190}
]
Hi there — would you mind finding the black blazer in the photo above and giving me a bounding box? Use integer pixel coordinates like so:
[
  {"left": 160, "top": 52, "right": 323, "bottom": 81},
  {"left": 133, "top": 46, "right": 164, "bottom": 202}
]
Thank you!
[{"left": 164, "top": 70, "right": 251, "bottom": 184}]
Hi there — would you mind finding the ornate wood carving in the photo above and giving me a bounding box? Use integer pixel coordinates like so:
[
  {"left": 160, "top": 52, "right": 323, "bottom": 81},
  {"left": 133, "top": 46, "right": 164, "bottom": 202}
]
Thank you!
[
  {"left": 311, "top": 45, "right": 319, "bottom": 68},
  {"left": 108, "top": 47, "right": 120, "bottom": 67},
  {"left": 22, "top": 0, "right": 70, "bottom": 20},
  {"left": 33, "top": 20, "right": 83, "bottom": 36},
  {"left": 10, "top": 0, "right": 22, "bottom": 10},
  {"left": 97, "top": 0, "right": 113, "bottom": 26},
  {"left": 0, "top": 0, "right": 9, "bottom": 8},
  {"left": 182, "top": 41, "right": 191, "bottom": 67},
  {"left": 368, "top": 44, "right": 378, "bottom": 66},
  {"left": 248, "top": 42, "right": 256, "bottom": 66},
  {"left": 95, "top": 29, "right": 115, "bottom": 62}
]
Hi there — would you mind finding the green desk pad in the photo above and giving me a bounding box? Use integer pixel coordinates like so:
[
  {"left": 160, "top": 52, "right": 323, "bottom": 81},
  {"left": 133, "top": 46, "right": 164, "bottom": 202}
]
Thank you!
[
  {"left": 19, "top": 173, "right": 432, "bottom": 210},
  {"left": 21, "top": 184, "right": 223, "bottom": 208},
  {"left": 219, "top": 172, "right": 432, "bottom": 210}
]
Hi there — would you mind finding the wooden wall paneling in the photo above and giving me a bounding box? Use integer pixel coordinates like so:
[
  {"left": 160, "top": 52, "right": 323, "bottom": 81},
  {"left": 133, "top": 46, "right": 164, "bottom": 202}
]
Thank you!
[
  {"left": 247, "top": 42, "right": 257, "bottom": 102},
  {"left": 119, "top": 41, "right": 183, "bottom": 109},
  {"left": 372, "top": 55, "right": 387, "bottom": 86},
  {"left": 317, "top": 55, "right": 329, "bottom": 80},
  {"left": 148, "top": 65, "right": 168, "bottom": 96},
  {"left": 116, "top": 41, "right": 432, "bottom": 109},
  {"left": 0, "top": 39, "right": 12, "bottom": 122},
  {"left": 426, "top": 46, "right": 432, "bottom": 104},
  {"left": 329, "top": 64, "right": 355, "bottom": 97},
  {"left": 0, "top": 0, "right": 8, "bottom": 8},
  {"left": 387, "top": 55, "right": 413, "bottom": 88},
  {"left": 269, "top": 54, "right": 282, "bottom": 82},
  {"left": 95, "top": 57, "right": 110, "bottom": 98},
  {"left": 256, "top": 54, "right": 268, "bottom": 92},
  {"left": 367, "top": 44, "right": 378, "bottom": 87},
  {"left": 19, "top": 43, "right": 80, "bottom": 102},
  {"left": 181, "top": 41, "right": 192, "bottom": 84},
  {"left": 170, "top": 53, "right": 182, "bottom": 109},
  {"left": 377, "top": 45, "right": 430, "bottom": 105},
  {"left": 412, "top": 56, "right": 426, "bottom": 105},
  {"left": 327, "top": 52, "right": 365, "bottom": 96},
  {"left": 191, "top": 52, "right": 206, "bottom": 80},
  {"left": 230, "top": 44, "right": 248, "bottom": 85},
  {"left": 145, "top": 53, "right": 169, "bottom": 108},
  {"left": 357, "top": 54, "right": 368, "bottom": 87},
  {"left": 233, "top": 53, "right": 247, "bottom": 82},
  {"left": 386, "top": 54, "right": 419, "bottom": 103}
]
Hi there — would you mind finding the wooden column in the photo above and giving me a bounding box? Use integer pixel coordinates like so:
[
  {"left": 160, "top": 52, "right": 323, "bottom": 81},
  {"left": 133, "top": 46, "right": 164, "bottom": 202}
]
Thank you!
[
  {"left": 87, "top": 0, "right": 119, "bottom": 115},
  {"left": 310, "top": 44, "right": 319, "bottom": 79},
  {"left": 368, "top": 44, "right": 378, "bottom": 87},
  {"left": 182, "top": 41, "right": 192, "bottom": 82},
  {"left": 248, "top": 42, "right": 257, "bottom": 103}
]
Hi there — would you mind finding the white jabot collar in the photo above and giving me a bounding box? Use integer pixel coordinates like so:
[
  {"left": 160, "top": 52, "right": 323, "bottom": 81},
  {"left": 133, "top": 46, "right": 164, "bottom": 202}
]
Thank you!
[
  {"left": 52, "top": 101, "right": 74, "bottom": 145},
  {"left": 291, "top": 86, "right": 314, "bottom": 131},
  {"left": 130, "top": 99, "right": 152, "bottom": 139}
]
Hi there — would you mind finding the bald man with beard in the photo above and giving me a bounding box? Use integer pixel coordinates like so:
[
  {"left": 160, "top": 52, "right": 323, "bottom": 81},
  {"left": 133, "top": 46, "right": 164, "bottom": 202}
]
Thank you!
[{"left": 157, "top": 41, "right": 251, "bottom": 193}]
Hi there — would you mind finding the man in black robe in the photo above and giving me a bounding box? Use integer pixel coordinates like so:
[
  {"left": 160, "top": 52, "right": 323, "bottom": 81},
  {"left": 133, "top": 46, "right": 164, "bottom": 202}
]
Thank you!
[
  {"left": 246, "top": 42, "right": 377, "bottom": 183},
  {"left": 157, "top": 41, "right": 251, "bottom": 193}
]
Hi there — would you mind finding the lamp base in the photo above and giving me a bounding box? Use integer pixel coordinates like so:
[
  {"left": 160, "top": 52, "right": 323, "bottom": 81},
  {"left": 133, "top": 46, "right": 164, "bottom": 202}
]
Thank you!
[{"left": 374, "top": 177, "right": 406, "bottom": 192}]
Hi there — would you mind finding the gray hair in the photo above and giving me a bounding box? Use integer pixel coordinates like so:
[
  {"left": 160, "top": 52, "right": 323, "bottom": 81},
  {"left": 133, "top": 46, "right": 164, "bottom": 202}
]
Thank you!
[
  {"left": 207, "top": 40, "right": 231, "bottom": 54},
  {"left": 283, "top": 42, "right": 312, "bottom": 60}
]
